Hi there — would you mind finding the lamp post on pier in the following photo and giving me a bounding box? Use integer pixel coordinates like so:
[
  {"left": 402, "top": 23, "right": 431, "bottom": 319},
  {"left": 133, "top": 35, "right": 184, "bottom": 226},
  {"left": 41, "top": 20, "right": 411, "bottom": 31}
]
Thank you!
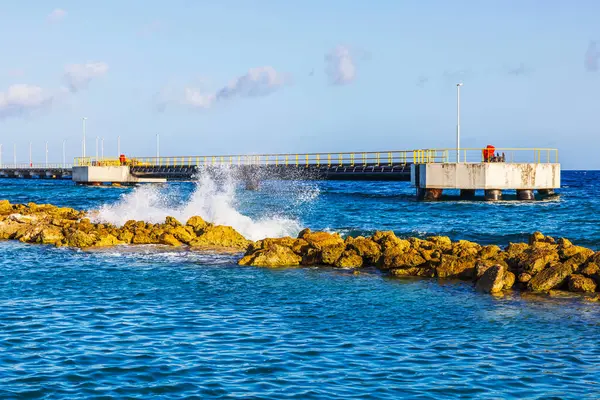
[
  {"left": 82, "top": 117, "right": 87, "bottom": 158},
  {"left": 456, "top": 83, "right": 463, "bottom": 163}
]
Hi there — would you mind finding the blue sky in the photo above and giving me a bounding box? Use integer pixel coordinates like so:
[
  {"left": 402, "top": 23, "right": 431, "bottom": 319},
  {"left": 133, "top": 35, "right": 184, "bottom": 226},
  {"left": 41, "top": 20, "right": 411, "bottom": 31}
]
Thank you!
[{"left": 1, "top": 0, "right": 599, "bottom": 168}]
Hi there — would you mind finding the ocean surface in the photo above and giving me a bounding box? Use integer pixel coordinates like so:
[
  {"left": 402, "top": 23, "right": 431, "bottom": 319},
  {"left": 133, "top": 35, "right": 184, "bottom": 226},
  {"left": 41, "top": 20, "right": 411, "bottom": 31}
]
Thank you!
[{"left": 1, "top": 170, "right": 600, "bottom": 398}]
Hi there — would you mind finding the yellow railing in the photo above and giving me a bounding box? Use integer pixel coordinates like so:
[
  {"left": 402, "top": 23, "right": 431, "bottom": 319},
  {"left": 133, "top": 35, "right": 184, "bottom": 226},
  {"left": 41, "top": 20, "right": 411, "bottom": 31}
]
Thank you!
[
  {"left": 74, "top": 151, "right": 422, "bottom": 168},
  {"left": 73, "top": 148, "right": 559, "bottom": 168},
  {"left": 413, "top": 148, "right": 559, "bottom": 164}
]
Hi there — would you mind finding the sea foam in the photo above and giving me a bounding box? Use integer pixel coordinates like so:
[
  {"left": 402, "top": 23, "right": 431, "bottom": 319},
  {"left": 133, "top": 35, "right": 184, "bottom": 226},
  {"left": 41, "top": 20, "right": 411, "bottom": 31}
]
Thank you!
[{"left": 91, "top": 168, "right": 311, "bottom": 241}]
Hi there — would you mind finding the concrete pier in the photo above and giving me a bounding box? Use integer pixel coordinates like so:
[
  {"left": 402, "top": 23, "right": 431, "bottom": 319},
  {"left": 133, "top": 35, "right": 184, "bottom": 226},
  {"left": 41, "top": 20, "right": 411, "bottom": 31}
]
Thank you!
[
  {"left": 411, "top": 162, "right": 560, "bottom": 201},
  {"left": 72, "top": 166, "right": 166, "bottom": 185}
]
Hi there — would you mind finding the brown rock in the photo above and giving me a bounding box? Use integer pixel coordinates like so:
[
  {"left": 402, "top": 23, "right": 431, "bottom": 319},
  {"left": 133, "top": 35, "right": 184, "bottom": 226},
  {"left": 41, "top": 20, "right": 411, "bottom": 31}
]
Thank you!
[
  {"left": 390, "top": 266, "right": 435, "bottom": 278},
  {"left": 385, "top": 248, "right": 426, "bottom": 269},
  {"left": 560, "top": 244, "right": 594, "bottom": 261},
  {"left": 563, "top": 250, "right": 594, "bottom": 272},
  {"left": 65, "top": 230, "right": 97, "bottom": 248},
  {"left": 436, "top": 255, "right": 477, "bottom": 279},
  {"left": 117, "top": 230, "right": 134, "bottom": 244},
  {"left": 426, "top": 236, "right": 453, "bottom": 253},
  {"left": 169, "top": 225, "right": 196, "bottom": 244},
  {"left": 239, "top": 243, "right": 301, "bottom": 267},
  {"left": 419, "top": 248, "right": 442, "bottom": 263},
  {"left": 165, "top": 216, "right": 182, "bottom": 227},
  {"left": 529, "top": 231, "right": 556, "bottom": 245},
  {"left": 528, "top": 262, "right": 573, "bottom": 292},
  {"left": 451, "top": 240, "right": 481, "bottom": 258},
  {"left": 37, "top": 225, "right": 64, "bottom": 245},
  {"left": 0, "top": 219, "right": 22, "bottom": 239},
  {"left": 503, "top": 271, "right": 516, "bottom": 290},
  {"left": 291, "top": 238, "right": 309, "bottom": 255},
  {"left": 334, "top": 250, "right": 363, "bottom": 268},
  {"left": 518, "top": 272, "right": 532, "bottom": 283},
  {"left": 476, "top": 265, "right": 506, "bottom": 294},
  {"left": 0, "top": 200, "right": 13, "bottom": 215},
  {"left": 300, "top": 230, "right": 344, "bottom": 249},
  {"left": 346, "top": 236, "right": 381, "bottom": 265},
  {"left": 517, "top": 247, "right": 560, "bottom": 275},
  {"left": 190, "top": 225, "right": 250, "bottom": 250},
  {"left": 581, "top": 262, "right": 600, "bottom": 277},
  {"left": 372, "top": 231, "right": 408, "bottom": 251},
  {"left": 93, "top": 234, "right": 123, "bottom": 247},
  {"left": 186, "top": 216, "right": 208, "bottom": 234},
  {"left": 321, "top": 243, "right": 346, "bottom": 265},
  {"left": 568, "top": 274, "right": 597, "bottom": 293},
  {"left": 480, "top": 245, "right": 501, "bottom": 260},
  {"left": 132, "top": 230, "right": 154, "bottom": 244},
  {"left": 159, "top": 233, "right": 182, "bottom": 247},
  {"left": 505, "top": 242, "right": 529, "bottom": 258}
]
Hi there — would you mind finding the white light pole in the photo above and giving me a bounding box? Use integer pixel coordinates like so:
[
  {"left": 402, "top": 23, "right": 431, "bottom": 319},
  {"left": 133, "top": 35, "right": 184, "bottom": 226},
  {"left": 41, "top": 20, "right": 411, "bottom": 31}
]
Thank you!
[
  {"left": 117, "top": 135, "right": 121, "bottom": 156},
  {"left": 82, "top": 117, "right": 87, "bottom": 158},
  {"left": 156, "top": 133, "right": 160, "bottom": 159},
  {"left": 62, "top": 139, "right": 66, "bottom": 167},
  {"left": 29, "top": 142, "right": 32, "bottom": 167},
  {"left": 45, "top": 141, "right": 48, "bottom": 166},
  {"left": 456, "top": 83, "right": 463, "bottom": 163},
  {"left": 95, "top": 136, "right": 99, "bottom": 160}
]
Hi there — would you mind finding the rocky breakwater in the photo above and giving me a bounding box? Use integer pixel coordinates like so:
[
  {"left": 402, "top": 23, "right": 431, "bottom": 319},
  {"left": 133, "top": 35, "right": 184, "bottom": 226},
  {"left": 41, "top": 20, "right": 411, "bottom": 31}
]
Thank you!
[
  {"left": 240, "top": 229, "right": 600, "bottom": 299},
  {"left": 0, "top": 200, "right": 250, "bottom": 250},
  {"left": 3, "top": 200, "right": 600, "bottom": 300}
]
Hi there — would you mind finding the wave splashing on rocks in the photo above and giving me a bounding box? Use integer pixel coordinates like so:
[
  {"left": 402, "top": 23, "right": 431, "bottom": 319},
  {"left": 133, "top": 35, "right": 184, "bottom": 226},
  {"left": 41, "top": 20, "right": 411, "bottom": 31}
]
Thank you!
[{"left": 92, "top": 169, "right": 304, "bottom": 241}]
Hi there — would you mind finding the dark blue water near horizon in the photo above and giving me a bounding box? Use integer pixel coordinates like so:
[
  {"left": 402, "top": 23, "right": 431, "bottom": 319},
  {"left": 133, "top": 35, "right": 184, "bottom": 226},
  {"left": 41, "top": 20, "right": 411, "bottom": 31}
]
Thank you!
[{"left": 2, "top": 171, "right": 600, "bottom": 399}]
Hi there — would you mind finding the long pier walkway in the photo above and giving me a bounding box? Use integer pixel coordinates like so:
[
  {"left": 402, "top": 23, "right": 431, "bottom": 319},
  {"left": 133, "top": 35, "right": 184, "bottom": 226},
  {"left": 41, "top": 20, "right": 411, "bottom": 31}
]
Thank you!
[{"left": 72, "top": 150, "right": 423, "bottom": 182}]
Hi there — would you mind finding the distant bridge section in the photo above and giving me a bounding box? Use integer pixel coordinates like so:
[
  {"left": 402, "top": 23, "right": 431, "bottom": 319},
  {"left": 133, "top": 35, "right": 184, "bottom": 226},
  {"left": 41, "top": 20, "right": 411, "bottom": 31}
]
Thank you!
[{"left": 0, "top": 164, "right": 72, "bottom": 180}]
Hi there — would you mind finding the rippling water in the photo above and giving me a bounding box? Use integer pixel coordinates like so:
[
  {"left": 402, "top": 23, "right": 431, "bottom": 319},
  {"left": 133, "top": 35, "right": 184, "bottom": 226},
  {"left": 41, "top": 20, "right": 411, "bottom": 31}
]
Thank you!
[{"left": 1, "top": 172, "right": 600, "bottom": 398}]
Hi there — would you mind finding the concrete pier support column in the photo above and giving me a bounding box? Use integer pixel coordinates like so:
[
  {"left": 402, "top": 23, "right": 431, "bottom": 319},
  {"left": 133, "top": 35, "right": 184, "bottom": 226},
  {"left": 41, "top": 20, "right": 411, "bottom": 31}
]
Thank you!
[
  {"left": 460, "top": 189, "right": 476, "bottom": 199},
  {"left": 484, "top": 189, "right": 502, "bottom": 201},
  {"left": 538, "top": 189, "right": 555, "bottom": 197},
  {"left": 419, "top": 188, "right": 443, "bottom": 201},
  {"left": 517, "top": 189, "right": 535, "bottom": 201}
]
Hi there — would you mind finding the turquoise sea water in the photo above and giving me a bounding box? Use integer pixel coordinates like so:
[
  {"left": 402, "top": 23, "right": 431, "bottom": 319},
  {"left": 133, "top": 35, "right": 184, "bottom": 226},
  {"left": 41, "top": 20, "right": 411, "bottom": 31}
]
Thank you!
[{"left": 1, "top": 171, "right": 600, "bottom": 398}]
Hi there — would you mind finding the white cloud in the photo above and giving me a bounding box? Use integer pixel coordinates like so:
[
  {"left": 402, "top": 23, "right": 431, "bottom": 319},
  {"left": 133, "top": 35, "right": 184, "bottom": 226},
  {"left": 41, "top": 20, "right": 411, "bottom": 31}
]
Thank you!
[
  {"left": 63, "top": 62, "right": 109, "bottom": 92},
  {"left": 182, "top": 66, "right": 288, "bottom": 109},
  {"left": 0, "top": 84, "right": 53, "bottom": 118},
  {"left": 325, "top": 45, "right": 356, "bottom": 85},
  {"left": 48, "top": 8, "right": 67, "bottom": 23}
]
